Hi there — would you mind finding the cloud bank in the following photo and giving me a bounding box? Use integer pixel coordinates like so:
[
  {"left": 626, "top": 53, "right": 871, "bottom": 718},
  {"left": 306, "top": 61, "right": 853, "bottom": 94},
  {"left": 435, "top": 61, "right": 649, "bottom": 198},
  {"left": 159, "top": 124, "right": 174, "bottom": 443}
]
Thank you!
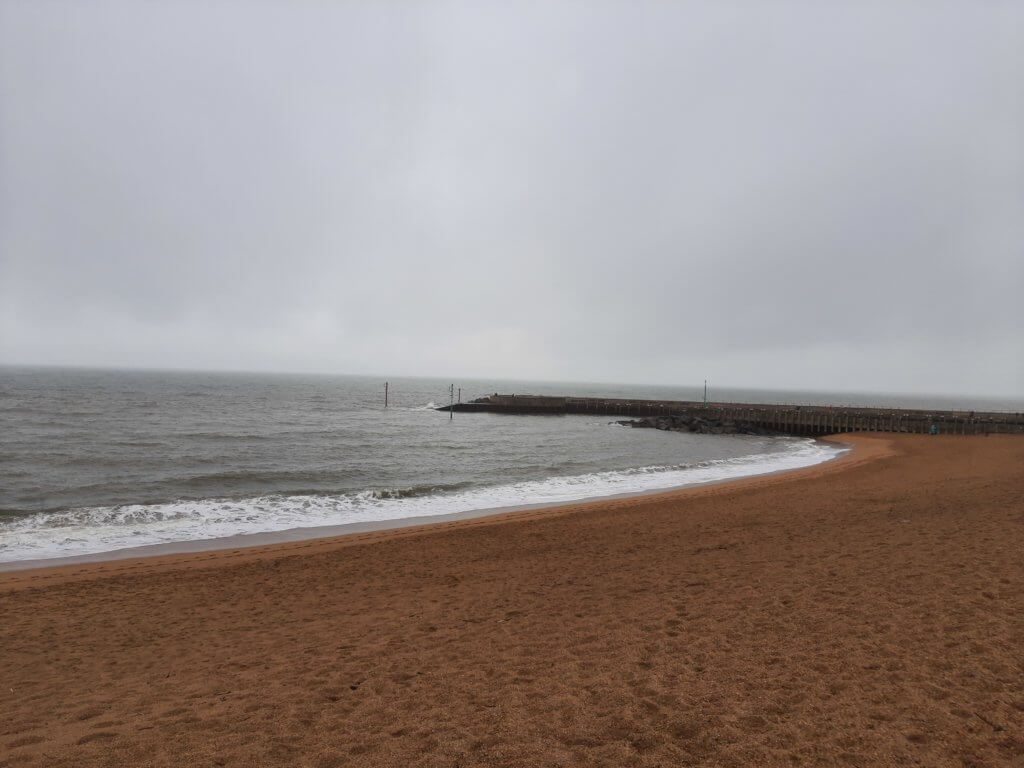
[{"left": 1, "top": 1, "right": 1022, "bottom": 396}]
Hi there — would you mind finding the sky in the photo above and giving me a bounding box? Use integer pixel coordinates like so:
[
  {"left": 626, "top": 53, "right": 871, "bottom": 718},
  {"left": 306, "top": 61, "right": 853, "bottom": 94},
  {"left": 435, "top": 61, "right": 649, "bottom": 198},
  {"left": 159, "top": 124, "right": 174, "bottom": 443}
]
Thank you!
[{"left": 1, "top": 0, "right": 1022, "bottom": 397}]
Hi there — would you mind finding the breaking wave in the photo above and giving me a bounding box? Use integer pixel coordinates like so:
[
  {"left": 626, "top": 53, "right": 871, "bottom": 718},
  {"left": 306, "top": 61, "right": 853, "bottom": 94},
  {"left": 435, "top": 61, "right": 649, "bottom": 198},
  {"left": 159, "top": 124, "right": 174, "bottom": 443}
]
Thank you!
[{"left": 0, "top": 438, "right": 845, "bottom": 564}]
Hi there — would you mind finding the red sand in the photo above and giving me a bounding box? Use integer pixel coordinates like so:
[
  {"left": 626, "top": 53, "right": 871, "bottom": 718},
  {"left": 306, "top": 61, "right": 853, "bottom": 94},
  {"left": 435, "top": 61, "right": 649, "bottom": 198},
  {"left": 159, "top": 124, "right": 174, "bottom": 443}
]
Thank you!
[{"left": 1, "top": 434, "right": 1023, "bottom": 767}]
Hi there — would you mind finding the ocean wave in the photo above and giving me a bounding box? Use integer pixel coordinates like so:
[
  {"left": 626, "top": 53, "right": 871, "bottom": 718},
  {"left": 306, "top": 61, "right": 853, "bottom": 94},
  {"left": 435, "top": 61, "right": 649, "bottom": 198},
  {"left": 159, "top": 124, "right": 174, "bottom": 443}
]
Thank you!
[
  {"left": 365, "top": 482, "right": 474, "bottom": 500},
  {"left": 0, "top": 439, "right": 845, "bottom": 564}
]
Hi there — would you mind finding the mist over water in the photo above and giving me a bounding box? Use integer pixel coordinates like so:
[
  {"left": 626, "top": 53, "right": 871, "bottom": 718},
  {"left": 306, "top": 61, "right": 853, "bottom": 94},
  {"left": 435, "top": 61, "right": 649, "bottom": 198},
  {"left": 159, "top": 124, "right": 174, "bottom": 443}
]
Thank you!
[{"left": 2, "top": 367, "right": 1016, "bottom": 564}]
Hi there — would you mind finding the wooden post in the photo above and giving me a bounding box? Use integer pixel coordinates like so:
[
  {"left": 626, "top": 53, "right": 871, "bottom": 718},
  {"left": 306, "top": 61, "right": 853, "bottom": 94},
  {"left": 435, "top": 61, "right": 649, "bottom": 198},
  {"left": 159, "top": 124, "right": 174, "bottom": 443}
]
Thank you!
[
  {"left": 385, "top": 381, "right": 389, "bottom": 408},
  {"left": 450, "top": 384, "right": 454, "bottom": 420}
]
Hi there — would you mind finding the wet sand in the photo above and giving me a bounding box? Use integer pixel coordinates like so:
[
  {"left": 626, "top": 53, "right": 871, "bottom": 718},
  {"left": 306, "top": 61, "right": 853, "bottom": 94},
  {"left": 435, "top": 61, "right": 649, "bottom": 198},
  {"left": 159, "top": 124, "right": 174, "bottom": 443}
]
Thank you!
[{"left": 2, "top": 434, "right": 1022, "bottom": 766}]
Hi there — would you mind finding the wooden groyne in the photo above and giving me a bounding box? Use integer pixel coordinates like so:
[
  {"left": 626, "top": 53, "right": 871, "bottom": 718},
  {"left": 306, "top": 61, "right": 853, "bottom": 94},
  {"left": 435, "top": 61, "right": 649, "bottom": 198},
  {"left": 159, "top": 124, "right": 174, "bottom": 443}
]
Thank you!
[{"left": 440, "top": 394, "right": 1024, "bottom": 436}]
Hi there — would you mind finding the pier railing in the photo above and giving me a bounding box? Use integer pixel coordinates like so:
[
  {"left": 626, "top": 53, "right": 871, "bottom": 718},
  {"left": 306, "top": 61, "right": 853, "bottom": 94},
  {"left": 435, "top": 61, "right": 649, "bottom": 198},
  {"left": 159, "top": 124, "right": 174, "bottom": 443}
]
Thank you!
[{"left": 440, "top": 395, "right": 1024, "bottom": 436}]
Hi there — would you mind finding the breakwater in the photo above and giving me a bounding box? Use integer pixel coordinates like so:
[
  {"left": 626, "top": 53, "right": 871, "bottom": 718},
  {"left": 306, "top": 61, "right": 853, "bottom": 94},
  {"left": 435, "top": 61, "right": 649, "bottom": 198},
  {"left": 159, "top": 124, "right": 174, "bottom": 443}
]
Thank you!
[{"left": 440, "top": 394, "right": 1024, "bottom": 436}]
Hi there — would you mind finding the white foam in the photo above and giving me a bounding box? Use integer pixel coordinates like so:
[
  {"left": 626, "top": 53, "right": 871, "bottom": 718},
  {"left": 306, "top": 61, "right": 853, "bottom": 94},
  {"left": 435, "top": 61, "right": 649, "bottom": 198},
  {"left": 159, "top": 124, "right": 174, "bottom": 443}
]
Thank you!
[
  {"left": 0, "top": 438, "right": 845, "bottom": 563},
  {"left": 403, "top": 401, "right": 440, "bottom": 411}
]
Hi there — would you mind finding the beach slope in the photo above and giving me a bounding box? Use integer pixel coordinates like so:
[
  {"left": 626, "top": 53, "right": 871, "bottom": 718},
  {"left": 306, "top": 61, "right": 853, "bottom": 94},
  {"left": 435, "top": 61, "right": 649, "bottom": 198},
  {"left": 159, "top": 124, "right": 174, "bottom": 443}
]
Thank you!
[{"left": 2, "top": 434, "right": 1022, "bottom": 766}]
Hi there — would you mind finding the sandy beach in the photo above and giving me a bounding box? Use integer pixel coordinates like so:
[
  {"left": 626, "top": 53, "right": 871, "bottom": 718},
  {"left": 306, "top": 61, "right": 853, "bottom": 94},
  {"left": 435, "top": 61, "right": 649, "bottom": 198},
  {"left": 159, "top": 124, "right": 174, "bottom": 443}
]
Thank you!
[{"left": 2, "top": 433, "right": 1022, "bottom": 766}]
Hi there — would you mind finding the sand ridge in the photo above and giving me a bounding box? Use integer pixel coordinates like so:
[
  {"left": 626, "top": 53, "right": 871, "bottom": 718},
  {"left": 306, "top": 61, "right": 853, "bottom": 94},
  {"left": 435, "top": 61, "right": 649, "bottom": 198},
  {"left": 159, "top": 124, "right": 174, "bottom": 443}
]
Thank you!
[{"left": 2, "top": 434, "right": 1023, "bottom": 766}]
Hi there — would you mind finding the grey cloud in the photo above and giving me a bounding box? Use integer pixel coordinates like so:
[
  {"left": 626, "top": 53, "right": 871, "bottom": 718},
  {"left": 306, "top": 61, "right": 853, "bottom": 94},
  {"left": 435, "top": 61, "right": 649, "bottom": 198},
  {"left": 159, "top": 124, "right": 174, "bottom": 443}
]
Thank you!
[{"left": 1, "top": 0, "right": 1022, "bottom": 397}]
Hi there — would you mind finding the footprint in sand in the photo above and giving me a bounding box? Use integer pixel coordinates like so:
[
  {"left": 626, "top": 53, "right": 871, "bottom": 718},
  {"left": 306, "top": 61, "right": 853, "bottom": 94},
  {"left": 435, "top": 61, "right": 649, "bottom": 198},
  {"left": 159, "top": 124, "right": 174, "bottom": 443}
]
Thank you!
[
  {"left": 77, "top": 731, "right": 118, "bottom": 745},
  {"left": 72, "top": 708, "right": 104, "bottom": 722},
  {"left": 6, "top": 735, "right": 44, "bottom": 748}
]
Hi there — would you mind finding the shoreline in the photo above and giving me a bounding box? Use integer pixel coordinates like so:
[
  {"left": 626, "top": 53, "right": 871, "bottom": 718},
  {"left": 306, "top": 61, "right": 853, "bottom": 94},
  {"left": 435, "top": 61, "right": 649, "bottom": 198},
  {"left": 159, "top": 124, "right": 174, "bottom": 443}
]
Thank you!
[
  {"left": 0, "top": 436, "right": 852, "bottom": 576},
  {"left": 0, "top": 434, "right": 875, "bottom": 590},
  {"left": 4, "top": 433, "right": 1022, "bottom": 767}
]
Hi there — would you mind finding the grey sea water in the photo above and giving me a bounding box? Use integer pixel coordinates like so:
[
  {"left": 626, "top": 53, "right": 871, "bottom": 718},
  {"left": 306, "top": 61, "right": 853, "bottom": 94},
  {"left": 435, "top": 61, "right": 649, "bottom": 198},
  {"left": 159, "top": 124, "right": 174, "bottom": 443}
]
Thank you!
[{"left": 1, "top": 367, "right": 1018, "bottom": 564}]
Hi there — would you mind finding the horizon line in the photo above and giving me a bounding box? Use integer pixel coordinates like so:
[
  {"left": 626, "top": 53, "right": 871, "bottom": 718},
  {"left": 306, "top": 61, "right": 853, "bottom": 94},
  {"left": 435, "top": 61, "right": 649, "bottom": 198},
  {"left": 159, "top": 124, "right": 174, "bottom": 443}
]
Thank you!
[{"left": 0, "top": 360, "right": 1020, "bottom": 405}]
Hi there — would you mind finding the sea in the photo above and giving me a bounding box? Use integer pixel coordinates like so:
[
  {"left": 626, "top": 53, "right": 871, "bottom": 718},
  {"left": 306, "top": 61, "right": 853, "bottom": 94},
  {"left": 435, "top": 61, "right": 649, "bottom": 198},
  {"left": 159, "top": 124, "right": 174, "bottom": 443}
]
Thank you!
[{"left": 2, "top": 367, "right": 1020, "bottom": 566}]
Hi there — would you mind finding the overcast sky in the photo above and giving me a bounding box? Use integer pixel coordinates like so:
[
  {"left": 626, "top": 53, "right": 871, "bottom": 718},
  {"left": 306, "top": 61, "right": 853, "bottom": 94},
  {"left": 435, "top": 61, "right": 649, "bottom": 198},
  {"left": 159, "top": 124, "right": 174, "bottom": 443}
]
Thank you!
[{"left": 1, "top": 1, "right": 1021, "bottom": 396}]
